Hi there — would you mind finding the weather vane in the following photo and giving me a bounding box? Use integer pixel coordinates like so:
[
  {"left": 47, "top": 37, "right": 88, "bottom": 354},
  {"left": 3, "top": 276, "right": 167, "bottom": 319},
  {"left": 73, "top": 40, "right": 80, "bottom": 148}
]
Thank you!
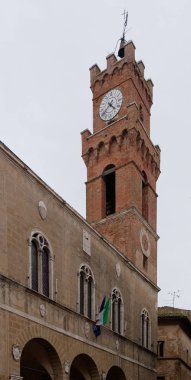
[
  {"left": 122, "top": 10, "right": 128, "bottom": 41},
  {"left": 117, "top": 10, "right": 129, "bottom": 58}
]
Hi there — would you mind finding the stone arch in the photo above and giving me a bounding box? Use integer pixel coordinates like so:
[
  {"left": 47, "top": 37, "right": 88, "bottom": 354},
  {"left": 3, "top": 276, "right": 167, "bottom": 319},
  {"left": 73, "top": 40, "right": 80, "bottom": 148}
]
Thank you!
[
  {"left": 29, "top": 229, "right": 53, "bottom": 257},
  {"left": 141, "top": 140, "right": 148, "bottom": 159},
  {"left": 17, "top": 324, "right": 64, "bottom": 365},
  {"left": 97, "top": 141, "right": 106, "bottom": 159},
  {"left": 111, "top": 67, "right": 120, "bottom": 76},
  {"left": 106, "top": 366, "right": 126, "bottom": 380},
  {"left": 88, "top": 147, "right": 94, "bottom": 155},
  {"left": 102, "top": 73, "right": 109, "bottom": 83},
  {"left": 111, "top": 287, "right": 124, "bottom": 335},
  {"left": 140, "top": 308, "right": 151, "bottom": 349},
  {"left": 121, "top": 129, "right": 128, "bottom": 149},
  {"left": 94, "top": 79, "right": 101, "bottom": 90},
  {"left": 142, "top": 171, "right": 149, "bottom": 222},
  {"left": 121, "top": 62, "right": 129, "bottom": 73},
  {"left": 87, "top": 147, "right": 94, "bottom": 166},
  {"left": 78, "top": 262, "right": 95, "bottom": 284},
  {"left": 70, "top": 353, "right": 99, "bottom": 380},
  {"left": 136, "top": 131, "right": 142, "bottom": 151},
  {"left": 28, "top": 230, "right": 54, "bottom": 299},
  {"left": 20, "top": 337, "right": 63, "bottom": 380},
  {"left": 78, "top": 263, "right": 95, "bottom": 319},
  {"left": 102, "top": 164, "right": 116, "bottom": 216},
  {"left": 109, "top": 136, "right": 118, "bottom": 153},
  {"left": 122, "top": 128, "right": 128, "bottom": 137}
]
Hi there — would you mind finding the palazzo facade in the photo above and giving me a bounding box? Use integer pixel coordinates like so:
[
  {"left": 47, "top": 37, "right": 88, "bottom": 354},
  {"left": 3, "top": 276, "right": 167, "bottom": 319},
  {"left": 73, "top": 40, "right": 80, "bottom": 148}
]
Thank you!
[{"left": 0, "top": 40, "right": 160, "bottom": 380}]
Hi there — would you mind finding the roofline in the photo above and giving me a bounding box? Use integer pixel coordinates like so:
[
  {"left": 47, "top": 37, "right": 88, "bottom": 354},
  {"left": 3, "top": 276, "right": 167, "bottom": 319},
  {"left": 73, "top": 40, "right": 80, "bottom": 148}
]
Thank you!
[{"left": 158, "top": 315, "right": 191, "bottom": 337}]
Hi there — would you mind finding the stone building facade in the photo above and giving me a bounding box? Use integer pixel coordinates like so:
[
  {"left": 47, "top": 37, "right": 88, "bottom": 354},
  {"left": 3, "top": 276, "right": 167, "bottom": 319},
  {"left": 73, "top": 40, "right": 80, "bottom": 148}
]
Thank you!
[
  {"left": 0, "top": 40, "right": 160, "bottom": 380},
  {"left": 157, "top": 307, "right": 191, "bottom": 380}
]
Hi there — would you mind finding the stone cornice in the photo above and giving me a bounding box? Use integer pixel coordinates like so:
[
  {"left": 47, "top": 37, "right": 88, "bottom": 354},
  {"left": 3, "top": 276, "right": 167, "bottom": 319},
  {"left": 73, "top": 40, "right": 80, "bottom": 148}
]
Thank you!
[{"left": 93, "top": 206, "right": 159, "bottom": 241}]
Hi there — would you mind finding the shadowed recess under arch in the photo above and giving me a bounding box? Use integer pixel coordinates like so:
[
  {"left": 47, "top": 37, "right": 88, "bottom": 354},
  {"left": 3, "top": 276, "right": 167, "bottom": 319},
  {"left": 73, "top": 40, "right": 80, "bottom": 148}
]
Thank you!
[
  {"left": 106, "top": 366, "right": 126, "bottom": 380},
  {"left": 70, "top": 353, "right": 99, "bottom": 380},
  {"left": 20, "top": 338, "right": 63, "bottom": 380}
]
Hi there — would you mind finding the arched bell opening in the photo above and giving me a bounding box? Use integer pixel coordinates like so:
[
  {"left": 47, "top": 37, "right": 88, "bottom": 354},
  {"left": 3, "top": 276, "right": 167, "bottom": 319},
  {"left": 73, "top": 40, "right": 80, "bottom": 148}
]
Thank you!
[
  {"left": 102, "top": 164, "right": 116, "bottom": 217},
  {"left": 70, "top": 353, "right": 99, "bottom": 380},
  {"left": 20, "top": 338, "right": 63, "bottom": 380},
  {"left": 142, "top": 170, "right": 148, "bottom": 222},
  {"left": 106, "top": 366, "right": 126, "bottom": 380}
]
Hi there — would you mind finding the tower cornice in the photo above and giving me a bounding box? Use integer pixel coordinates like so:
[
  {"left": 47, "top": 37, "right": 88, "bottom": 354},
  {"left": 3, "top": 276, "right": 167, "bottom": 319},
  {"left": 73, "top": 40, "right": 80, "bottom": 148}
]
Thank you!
[{"left": 81, "top": 104, "right": 160, "bottom": 182}]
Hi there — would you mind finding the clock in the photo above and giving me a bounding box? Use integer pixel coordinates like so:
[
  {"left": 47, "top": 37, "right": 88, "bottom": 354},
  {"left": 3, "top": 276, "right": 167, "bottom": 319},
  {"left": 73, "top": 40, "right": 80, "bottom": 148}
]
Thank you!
[{"left": 99, "top": 89, "right": 123, "bottom": 121}]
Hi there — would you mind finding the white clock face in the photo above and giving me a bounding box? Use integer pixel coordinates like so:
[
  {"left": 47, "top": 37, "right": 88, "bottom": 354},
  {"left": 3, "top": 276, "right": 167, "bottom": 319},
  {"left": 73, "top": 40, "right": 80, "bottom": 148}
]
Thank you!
[{"left": 99, "top": 89, "right": 123, "bottom": 121}]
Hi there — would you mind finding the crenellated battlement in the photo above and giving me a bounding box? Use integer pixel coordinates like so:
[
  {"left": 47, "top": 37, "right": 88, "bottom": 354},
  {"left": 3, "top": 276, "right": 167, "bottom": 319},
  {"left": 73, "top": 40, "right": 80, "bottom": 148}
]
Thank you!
[
  {"left": 90, "top": 41, "right": 153, "bottom": 107},
  {"left": 82, "top": 104, "right": 160, "bottom": 190}
]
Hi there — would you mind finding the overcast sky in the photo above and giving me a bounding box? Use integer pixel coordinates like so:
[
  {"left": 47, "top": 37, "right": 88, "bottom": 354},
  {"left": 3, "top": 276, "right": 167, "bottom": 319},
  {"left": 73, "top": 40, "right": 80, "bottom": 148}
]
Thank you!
[{"left": 0, "top": 0, "right": 190, "bottom": 309}]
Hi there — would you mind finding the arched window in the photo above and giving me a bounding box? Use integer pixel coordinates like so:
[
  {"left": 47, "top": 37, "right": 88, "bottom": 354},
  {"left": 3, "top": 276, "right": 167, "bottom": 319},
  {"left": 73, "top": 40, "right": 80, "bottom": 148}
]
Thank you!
[
  {"left": 111, "top": 288, "right": 124, "bottom": 335},
  {"left": 79, "top": 265, "right": 95, "bottom": 319},
  {"left": 142, "top": 171, "right": 148, "bottom": 221},
  {"left": 30, "top": 232, "right": 53, "bottom": 298},
  {"left": 31, "top": 241, "right": 38, "bottom": 292},
  {"left": 103, "top": 165, "right": 116, "bottom": 216},
  {"left": 141, "top": 309, "right": 150, "bottom": 348},
  {"left": 42, "top": 248, "right": 49, "bottom": 297},
  {"left": 80, "top": 270, "right": 85, "bottom": 315}
]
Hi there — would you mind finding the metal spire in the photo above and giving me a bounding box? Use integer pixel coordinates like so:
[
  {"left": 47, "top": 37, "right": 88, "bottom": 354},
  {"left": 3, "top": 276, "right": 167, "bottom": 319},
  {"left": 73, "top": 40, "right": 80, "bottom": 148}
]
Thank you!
[{"left": 118, "top": 10, "right": 128, "bottom": 58}]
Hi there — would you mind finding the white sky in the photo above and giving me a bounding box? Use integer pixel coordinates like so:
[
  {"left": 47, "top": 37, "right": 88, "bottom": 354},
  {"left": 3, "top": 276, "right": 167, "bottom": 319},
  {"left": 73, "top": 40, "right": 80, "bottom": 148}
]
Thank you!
[{"left": 0, "top": 0, "right": 190, "bottom": 309}]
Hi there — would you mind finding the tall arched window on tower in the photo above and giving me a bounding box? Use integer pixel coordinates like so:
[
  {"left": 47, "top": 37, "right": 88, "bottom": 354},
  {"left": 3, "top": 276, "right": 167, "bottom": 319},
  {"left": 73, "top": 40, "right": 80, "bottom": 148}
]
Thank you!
[
  {"left": 78, "top": 265, "right": 95, "bottom": 319},
  {"left": 103, "top": 164, "right": 116, "bottom": 216},
  {"left": 29, "top": 232, "right": 53, "bottom": 298},
  {"left": 111, "top": 288, "right": 124, "bottom": 335},
  {"left": 142, "top": 171, "right": 148, "bottom": 221},
  {"left": 141, "top": 309, "right": 150, "bottom": 348}
]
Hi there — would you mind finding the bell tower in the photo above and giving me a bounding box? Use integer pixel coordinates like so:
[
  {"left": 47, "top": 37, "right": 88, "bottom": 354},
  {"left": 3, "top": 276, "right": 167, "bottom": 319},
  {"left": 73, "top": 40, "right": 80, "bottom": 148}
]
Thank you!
[{"left": 81, "top": 41, "right": 160, "bottom": 284}]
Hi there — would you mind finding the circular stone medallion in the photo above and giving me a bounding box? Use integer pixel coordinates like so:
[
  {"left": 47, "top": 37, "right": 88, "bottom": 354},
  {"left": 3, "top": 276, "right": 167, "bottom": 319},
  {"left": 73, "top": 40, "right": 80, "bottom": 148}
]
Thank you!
[
  {"left": 140, "top": 228, "right": 151, "bottom": 258},
  {"left": 38, "top": 201, "right": 47, "bottom": 220}
]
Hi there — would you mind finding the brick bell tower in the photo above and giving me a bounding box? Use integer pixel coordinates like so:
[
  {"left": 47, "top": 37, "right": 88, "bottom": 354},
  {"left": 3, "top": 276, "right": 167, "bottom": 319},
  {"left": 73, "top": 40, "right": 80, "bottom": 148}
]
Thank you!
[{"left": 81, "top": 41, "right": 160, "bottom": 284}]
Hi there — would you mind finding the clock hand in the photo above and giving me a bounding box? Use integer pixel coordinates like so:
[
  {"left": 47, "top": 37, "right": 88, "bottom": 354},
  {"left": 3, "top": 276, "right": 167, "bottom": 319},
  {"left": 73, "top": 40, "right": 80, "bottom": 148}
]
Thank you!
[
  {"left": 108, "top": 101, "right": 116, "bottom": 110},
  {"left": 100, "top": 101, "right": 116, "bottom": 117},
  {"left": 101, "top": 103, "right": 112, "bottom": 116}
]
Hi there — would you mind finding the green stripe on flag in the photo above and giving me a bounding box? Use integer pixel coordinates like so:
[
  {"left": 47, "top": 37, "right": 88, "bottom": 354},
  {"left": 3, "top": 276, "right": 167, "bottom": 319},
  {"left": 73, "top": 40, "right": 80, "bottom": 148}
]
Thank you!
[{"left": 103, "top": 298, "right": 110, "bottom": 324}]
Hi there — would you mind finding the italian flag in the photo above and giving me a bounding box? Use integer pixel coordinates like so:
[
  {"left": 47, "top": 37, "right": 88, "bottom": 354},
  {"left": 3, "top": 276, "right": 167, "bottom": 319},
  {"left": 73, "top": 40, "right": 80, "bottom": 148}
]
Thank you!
[
  {"left": 96, "top": 296, "right": 110, "bottom": 325},
  {"left": 93, "top": 296, "right": 110, "bottom": 337}
]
